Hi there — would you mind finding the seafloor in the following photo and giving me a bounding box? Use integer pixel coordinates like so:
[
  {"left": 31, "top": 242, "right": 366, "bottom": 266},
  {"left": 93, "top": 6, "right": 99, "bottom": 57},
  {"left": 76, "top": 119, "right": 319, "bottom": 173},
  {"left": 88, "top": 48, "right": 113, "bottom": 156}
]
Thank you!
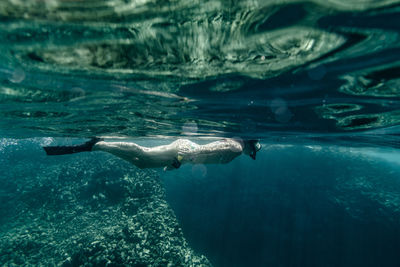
[{"left": 0, "top": 140, "right": 211, "bottom": 266}]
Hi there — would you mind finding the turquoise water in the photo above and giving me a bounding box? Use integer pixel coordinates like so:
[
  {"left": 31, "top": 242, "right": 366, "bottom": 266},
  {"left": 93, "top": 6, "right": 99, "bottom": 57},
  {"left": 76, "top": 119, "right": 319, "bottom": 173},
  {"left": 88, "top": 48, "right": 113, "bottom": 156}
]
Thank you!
[{"left": 1, "top": 0, "right": 400, "bottom": 266}]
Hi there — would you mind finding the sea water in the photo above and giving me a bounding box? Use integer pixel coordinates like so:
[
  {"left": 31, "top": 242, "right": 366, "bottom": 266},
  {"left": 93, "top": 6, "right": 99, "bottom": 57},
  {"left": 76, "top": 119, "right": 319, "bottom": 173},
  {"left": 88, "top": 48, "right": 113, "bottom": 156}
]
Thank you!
[{"left": 1, "top": 0, "right": 400, "bottom": 266}]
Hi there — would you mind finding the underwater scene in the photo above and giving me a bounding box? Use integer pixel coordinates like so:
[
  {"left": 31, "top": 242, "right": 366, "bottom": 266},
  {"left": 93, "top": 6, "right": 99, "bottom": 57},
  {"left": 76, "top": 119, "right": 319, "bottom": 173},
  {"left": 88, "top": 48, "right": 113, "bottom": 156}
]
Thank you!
[{"left": 1, "top": 0, "right": 400, "bottom": 266}]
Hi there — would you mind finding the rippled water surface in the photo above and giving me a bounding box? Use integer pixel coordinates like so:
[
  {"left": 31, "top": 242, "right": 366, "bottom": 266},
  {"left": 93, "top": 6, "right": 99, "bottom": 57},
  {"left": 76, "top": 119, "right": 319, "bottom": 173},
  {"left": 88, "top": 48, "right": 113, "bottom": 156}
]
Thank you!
[{"left": 1, "top": 0, "right": 399, "bottom": 141}]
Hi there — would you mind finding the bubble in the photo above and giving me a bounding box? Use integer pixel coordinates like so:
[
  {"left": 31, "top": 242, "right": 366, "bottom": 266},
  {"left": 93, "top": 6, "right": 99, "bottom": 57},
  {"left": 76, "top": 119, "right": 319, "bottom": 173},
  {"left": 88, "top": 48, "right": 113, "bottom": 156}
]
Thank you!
[
  {"left": 69, "top": 87, "right": 86, "bottom": 100},
  {"left": 191, "top": 164, "right": 207, "bottom": 179},
  {"left": 269, "top": 98, "right": 293, "bottom": 123},
  {"left": 270, "top": 98, "right": 287, "bottom": 114},
  {"left": 9, "top": 68, "right": 26, "bottom": 84},
  {"left": 274, "top": 106, "right": 293, "bottom": 123},
  {"left": 182, "top": 121, "right": 198, "bottom": 135},
  {"left": 308, "top": 65, "right": 326, "bottom": 80}
]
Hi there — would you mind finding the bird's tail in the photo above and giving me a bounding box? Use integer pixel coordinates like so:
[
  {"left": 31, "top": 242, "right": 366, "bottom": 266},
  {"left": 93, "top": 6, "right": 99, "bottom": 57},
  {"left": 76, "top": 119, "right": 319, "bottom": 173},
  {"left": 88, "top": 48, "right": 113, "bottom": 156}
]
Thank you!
[{"left": 43, "top": 137, "right": 103, "bottom": 156}]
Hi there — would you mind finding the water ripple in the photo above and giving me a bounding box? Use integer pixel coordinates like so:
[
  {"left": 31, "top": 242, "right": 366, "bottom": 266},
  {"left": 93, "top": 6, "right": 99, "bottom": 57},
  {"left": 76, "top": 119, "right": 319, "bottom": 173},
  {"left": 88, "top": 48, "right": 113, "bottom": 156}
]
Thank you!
[{"left": 0, "top": 0, "right": 399, "bottom": 139}]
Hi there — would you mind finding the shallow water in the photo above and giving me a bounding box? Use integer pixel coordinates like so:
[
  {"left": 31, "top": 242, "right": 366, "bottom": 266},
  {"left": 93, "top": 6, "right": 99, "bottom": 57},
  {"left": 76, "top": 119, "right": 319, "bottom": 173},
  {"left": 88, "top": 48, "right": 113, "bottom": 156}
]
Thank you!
[{"left": 1, "top": 0, "right": 400, "bottom": 266}]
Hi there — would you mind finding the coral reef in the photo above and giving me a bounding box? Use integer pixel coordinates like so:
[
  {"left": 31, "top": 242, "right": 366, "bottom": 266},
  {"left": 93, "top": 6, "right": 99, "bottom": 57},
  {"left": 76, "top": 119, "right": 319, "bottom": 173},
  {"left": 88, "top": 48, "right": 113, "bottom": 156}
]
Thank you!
[{"left": 0, "top": 149, "right": 211, "bottom": 266}]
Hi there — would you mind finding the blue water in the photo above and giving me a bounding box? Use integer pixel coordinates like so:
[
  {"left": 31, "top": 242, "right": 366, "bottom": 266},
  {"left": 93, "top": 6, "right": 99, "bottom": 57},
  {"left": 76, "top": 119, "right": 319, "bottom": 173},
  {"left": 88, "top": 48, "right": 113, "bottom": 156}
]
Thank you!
[
  {"left": 1, "top": 0, "right": 400, "bottom": 266},
  {"left": 164, "top": 145, "right": 400, "bottom": 266}
]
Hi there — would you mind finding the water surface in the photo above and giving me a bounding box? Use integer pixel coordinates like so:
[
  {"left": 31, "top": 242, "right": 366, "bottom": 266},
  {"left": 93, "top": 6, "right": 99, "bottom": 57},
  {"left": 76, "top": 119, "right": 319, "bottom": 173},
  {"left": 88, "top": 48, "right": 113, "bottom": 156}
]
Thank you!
[{"left": 1, "top": 0, "right": 399, "bottom": 141}]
